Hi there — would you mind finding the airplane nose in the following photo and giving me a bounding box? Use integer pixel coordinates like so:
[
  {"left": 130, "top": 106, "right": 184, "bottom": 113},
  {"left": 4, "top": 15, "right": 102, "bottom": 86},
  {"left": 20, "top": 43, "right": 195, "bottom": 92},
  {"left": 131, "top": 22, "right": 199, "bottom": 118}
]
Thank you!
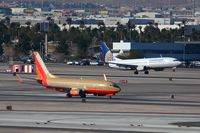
[
  {"left": 116, "top": 87, "right": 121, "bottom": 92},
  {"left": 178, "top": 61, "right": 182, "bottom": 65}
]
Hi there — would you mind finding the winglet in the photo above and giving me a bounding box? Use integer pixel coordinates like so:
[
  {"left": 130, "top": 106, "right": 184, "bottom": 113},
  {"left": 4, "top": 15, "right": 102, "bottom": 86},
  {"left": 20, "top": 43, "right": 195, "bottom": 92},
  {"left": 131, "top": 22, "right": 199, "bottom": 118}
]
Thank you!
[{"left": 103, "top": 74, "right": 107, "bottom": 81}]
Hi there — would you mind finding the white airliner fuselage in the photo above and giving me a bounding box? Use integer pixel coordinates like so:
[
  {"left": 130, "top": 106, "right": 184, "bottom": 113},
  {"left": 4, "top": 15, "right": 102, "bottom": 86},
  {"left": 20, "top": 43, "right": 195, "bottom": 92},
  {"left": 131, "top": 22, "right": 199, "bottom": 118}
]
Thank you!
[
  {"left": 101, "top": 42, "right": 182, "bottom": 74},
  {"left": 109, "top": 57, "right": 181, "bottom": 71}
]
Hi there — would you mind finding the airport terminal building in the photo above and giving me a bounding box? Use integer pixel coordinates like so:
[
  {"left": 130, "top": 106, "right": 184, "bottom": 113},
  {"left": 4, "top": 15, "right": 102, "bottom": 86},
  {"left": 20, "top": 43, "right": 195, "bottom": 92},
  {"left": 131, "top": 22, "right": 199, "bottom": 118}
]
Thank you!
[{"left": 112, "top": 41, "right": 200, "bottom": 62}]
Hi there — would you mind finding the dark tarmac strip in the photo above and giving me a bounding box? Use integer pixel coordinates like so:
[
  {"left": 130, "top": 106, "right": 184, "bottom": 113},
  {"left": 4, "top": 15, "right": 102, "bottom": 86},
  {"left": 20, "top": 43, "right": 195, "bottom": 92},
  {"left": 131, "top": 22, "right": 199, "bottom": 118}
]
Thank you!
[
  {"left": 1, "top": 71, "right": 200, "bottom": 80},
  {"left": 0, "top": 95, "right": 200, "bottom": 107}
]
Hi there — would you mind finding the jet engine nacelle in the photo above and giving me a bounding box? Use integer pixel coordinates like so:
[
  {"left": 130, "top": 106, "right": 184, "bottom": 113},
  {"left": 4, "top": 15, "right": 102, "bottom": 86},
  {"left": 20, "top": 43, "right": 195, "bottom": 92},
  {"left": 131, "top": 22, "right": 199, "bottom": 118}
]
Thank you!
[
  {"left": 70, "top": 89, "right": 86, "bottom": 98},
  {"left": 136, "top": 66, "right": 145, "bottom": 71},
  {"left": 108, "top": 63, "right": 120, "bottom": 69},
  {"left": 70, "top": 89, "right": 80, "bottom": 96}
]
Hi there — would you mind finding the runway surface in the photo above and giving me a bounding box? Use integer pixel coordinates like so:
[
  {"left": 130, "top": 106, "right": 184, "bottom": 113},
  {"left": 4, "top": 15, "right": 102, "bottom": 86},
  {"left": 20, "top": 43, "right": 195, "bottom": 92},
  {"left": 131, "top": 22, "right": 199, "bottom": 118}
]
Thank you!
[
  {"left": 0, "top": 111, "right": 200, "bottom": 133},
  {"left": 0, "top": 63, "right": 200, "bottom": 132}
]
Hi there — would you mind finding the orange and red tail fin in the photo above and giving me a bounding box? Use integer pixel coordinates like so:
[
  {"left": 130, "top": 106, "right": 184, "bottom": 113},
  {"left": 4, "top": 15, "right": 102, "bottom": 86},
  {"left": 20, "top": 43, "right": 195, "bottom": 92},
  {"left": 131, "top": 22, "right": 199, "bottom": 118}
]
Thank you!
[{"left": 33, "top": 52, "right": 56, "bottom": 85}]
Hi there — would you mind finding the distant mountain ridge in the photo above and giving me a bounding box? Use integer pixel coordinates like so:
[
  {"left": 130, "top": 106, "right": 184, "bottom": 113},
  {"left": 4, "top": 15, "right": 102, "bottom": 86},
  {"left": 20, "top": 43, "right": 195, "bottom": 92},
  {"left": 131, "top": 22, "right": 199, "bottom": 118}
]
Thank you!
[
  {"left": 78, "top": 0, "right": 198, "bottom": 8},
  {"left": 1, "top": 0, "right": 199, "bottom": 8}
]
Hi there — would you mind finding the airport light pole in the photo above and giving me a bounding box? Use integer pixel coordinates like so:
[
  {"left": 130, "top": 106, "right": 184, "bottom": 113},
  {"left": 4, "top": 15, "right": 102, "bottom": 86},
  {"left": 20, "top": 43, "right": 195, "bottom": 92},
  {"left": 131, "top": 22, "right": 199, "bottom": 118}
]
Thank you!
[
  {"left": 40, "top": 42, "right": 44, "bottom": 59},
  {"left": 183, "top": 23, "right": 187, "bottom": 67},
  {"left": 44, "top": 33, "right": 48, "bottom": 57},
  {"left": 182, "top": 34, "right": 186, "bottom": 66},
  {"left": 101, "top": 31, "right": 104, "bottom": 41},
  {"left": 40, "top": 21, "right": 49, "bottom": 58},
  {"left": 183, "top": 43, "right": 186, "bottom": 66}
]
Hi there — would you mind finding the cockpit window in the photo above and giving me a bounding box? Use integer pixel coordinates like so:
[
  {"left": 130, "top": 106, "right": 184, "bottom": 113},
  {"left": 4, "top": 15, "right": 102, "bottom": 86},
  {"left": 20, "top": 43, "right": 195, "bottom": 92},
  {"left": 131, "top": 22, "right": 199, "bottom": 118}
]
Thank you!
[{"left": 110, "top": 83, "right": 120, "bottom": 88}]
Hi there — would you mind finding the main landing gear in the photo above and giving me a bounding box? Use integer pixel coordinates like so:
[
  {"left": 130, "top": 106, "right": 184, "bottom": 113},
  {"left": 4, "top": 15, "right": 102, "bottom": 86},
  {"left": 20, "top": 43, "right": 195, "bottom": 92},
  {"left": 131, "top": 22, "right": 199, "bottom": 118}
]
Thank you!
[
  {"left": 134, "top": 71, "right": 139, "bottom": 74},
  {"left": 66, "top": 89, "right": 86, "bottom": 98},
  {"left": 79, "top": 90, "right": 86, "bottom": 98},
  {"left": 134, "top": 66, "right": 149, "bottom": 75},
  {"left": 144, "top": 70, "right": 149, "bottom": 74},
  {"left": 107, "top": 94, "right": 114, "bottom": 99}
]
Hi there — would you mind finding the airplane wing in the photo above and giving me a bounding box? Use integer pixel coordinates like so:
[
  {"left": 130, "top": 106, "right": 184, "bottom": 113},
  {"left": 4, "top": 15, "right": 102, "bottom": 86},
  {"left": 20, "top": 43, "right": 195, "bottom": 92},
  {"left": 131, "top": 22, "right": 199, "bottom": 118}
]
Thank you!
[
  {"left": 108, "top": 61, "right": 138, "bottom": 70},
  {"left": 14, "top": 73, "right": 43, "bottom": 86}
]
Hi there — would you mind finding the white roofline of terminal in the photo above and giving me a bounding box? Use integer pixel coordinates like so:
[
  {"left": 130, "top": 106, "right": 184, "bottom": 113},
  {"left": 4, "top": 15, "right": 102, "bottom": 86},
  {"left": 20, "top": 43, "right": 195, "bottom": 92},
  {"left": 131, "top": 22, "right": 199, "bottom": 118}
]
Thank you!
[{"left": 112, "top": 40, "right": 131, "bottom": 57}]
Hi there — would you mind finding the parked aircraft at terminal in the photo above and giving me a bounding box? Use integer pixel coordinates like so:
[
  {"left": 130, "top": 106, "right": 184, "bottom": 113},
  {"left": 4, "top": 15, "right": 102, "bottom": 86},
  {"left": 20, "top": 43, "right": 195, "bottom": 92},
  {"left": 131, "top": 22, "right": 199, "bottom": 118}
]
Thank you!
[
  {"left": 33, "top": 52, "right": 121, "bottom": 98},
  {"left": 101, "top": 42, "right": 182, "bottom": 74}
]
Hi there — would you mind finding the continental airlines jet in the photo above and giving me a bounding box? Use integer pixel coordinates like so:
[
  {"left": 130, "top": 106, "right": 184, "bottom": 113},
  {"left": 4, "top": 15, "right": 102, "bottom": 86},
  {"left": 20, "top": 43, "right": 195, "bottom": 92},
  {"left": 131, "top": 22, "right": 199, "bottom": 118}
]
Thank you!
[
  {"left": 101, "top": 42, "right": 182, "bottom": 74},
  {"left": 34, "top": 52, "right": 121, "bottom": 98}
]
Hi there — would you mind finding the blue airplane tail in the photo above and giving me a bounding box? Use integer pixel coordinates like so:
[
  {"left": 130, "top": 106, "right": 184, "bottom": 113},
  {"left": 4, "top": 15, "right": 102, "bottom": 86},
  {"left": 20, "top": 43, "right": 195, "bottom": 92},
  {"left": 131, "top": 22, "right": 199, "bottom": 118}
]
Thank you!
[{"left": 101, "top": 42, "right": 113, "bottom": 63}]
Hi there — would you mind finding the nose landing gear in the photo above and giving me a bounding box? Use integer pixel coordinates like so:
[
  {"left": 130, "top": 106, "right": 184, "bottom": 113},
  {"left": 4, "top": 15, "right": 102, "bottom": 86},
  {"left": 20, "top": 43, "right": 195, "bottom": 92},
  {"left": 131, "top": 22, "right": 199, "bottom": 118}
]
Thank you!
[{"left": 134, "top": 71, "right": 139, "bottom": 74}]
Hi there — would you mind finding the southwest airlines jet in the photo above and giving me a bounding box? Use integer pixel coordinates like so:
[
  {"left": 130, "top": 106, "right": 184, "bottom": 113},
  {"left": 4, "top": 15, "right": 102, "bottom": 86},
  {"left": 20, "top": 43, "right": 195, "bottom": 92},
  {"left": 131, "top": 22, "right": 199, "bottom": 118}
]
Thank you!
[
  {"left": 33, "top": 52, "right": 121, "bottom": 98},
  {"left": 101, "top": 42, "right": 182, "bottom": 74}
]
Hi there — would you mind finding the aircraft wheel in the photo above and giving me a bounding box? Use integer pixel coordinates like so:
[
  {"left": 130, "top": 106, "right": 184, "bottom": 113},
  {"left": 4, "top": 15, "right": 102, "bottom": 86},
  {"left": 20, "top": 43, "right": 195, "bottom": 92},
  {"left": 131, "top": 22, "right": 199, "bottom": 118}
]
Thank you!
[
  {"left": 79, "top": 90, "right": 86, "bottom": 98},
  {"left": 144, "top": 71, "right": 149, "bottom": 74},
  {"left": 134, "top": 71, "right": 139, "bottom": 74}
]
